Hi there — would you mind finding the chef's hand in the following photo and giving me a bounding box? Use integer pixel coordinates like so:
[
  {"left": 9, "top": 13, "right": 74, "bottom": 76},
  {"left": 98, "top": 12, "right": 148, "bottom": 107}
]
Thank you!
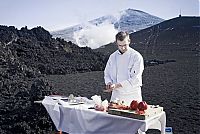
[
  {"left": 105, "top": 83, "right": 122, "bottom": 92},
  {"left": 105, "top": 82, "right": 113, "bottom": 91}
]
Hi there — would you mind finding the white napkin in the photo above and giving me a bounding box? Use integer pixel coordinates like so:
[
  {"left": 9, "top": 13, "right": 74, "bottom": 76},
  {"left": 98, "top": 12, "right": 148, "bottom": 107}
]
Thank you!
[
  {"left": 101, "top": 99, "right": 108, "bottom": 109},
  {"left": 91, "top": 95, "right": 102, "bottom": 105}
]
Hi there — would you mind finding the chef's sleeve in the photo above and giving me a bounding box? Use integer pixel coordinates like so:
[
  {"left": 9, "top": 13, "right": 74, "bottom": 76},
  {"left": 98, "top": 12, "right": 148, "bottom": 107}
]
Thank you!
[{"left": 104, "top": 57, "right": 113, "bottom": 85}]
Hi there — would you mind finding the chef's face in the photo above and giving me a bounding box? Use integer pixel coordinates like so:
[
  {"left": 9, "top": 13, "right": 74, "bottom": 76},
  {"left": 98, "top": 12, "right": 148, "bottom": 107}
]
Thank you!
[{"left": 116, "top": 37, "right": 130, "bottom": 53}]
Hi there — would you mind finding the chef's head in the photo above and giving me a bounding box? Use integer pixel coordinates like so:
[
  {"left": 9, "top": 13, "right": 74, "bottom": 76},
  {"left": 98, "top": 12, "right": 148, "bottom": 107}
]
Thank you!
[{"left": 115, "top": 31, "right": 130, "bottom": 54}]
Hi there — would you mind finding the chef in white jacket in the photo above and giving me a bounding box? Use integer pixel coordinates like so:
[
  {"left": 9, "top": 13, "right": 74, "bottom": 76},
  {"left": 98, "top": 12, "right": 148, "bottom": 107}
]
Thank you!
[{"left": 104, "top": 31, "right": 144, "bottom": 105}]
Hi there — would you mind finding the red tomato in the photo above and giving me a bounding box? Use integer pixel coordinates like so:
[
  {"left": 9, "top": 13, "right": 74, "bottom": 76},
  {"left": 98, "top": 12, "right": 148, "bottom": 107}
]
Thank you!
[
  {"left": 130, "top": 100, "right": 139, "bottom": 110},
  {"left": 138, "top": 101, "right": 148, "bottom": 111}
]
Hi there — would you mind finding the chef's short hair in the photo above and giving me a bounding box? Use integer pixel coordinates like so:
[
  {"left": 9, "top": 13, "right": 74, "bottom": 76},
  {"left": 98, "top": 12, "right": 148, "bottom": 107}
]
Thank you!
[{"left": 115, "top": 31, "right": 130, "bottom": 41}]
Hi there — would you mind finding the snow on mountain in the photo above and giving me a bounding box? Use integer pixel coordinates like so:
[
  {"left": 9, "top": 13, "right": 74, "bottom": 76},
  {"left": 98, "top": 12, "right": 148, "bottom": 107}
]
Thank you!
[{"left": 51, "top": 8, "right": 164, "bottom": 49}]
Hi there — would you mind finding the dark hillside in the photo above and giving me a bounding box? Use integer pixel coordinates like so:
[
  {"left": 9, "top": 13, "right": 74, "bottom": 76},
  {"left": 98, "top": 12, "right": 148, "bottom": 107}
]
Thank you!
[
  {"left": 0, "top": 25, "right": 105, "bottom": 133},
  {"left": 0, "top": 26, "right": 105, "bottom": 75},
  {"left": 0, "top": 41, "right": 55, "bottom": 133},
  {"left": 96, "top": 17, "right": 199, "bottom": 58},
  {"left": 130, "top": 16, "right": 199, "bottom": 59}
]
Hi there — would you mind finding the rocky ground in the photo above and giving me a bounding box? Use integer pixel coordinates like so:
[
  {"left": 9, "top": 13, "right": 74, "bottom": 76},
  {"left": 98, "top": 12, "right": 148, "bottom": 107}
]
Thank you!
[{"left": 0, "top": 26, "right": 105, "bottom": 134}]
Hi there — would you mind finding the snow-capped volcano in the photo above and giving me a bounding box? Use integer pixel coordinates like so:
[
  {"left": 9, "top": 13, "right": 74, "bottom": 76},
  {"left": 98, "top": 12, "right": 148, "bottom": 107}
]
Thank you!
[{"left": 51, "top": 8, "right": 164, "bottom": 49}]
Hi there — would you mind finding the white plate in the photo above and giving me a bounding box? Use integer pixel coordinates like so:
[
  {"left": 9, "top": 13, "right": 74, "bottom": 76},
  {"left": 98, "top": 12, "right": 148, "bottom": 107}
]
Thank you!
[
  {"left": 49, "top": 95, "right": 68, "bottom": 100},
  {"left": 68, "top": 101, "right": 84, "bottom": 105}
]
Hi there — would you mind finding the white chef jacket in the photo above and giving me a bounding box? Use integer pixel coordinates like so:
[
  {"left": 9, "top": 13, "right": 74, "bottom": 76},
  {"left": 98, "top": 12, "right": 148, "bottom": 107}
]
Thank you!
[{"left": 104, "top": 47, "right": 144, "bottom": 105}]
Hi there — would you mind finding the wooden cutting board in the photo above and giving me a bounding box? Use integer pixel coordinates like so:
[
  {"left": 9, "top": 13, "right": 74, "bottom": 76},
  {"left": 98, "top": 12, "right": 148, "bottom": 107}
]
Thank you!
[{"left": 108, "top": 105, "right": 163, "bottom": 120}]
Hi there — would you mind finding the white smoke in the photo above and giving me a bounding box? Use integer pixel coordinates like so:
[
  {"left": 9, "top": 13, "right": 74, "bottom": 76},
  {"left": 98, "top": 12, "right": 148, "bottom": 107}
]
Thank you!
[{"left": 73, "top": 22, "right": 118, "bottom": 49}]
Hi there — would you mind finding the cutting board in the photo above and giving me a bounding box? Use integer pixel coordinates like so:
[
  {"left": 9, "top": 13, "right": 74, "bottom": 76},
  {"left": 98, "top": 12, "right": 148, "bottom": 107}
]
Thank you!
[{"left": 108, "top": 105, "right": 163, "bottom": 120}]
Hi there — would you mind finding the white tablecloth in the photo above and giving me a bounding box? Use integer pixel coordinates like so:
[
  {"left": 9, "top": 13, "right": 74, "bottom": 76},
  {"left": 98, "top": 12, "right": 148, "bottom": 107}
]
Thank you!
[{"left": 42, "top": 96, "right": 166, "bottom": 134}]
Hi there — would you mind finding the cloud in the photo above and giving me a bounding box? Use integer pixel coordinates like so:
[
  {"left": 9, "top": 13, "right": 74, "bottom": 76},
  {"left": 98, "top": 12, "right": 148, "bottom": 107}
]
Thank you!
[{"left": 73, "top": 22, "right": 118, "bottom": 49}]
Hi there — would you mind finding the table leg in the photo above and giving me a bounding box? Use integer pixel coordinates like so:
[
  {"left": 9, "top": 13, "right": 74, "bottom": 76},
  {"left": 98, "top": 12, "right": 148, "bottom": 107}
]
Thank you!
[
  {"left": 138, "top": 129, "right": 146, "bottom": 134},
  {"left": 159, "top": 112, "right": 166, "bottom": 134}
]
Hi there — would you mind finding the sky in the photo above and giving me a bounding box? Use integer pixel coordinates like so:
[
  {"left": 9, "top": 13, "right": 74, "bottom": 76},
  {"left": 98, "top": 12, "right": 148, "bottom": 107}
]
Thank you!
[{"left": 0, "top": 0, "right": 199, "bottom": 32}]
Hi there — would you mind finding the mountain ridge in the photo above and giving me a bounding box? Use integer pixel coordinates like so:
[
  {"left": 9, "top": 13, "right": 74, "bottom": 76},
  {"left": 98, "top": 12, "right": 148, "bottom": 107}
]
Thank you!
[
  {"left": 95, "top": 16, "right": 199, "bottom": 57},
  {"left": 51, "top": 8, "right": 164, "bottom": 48}
]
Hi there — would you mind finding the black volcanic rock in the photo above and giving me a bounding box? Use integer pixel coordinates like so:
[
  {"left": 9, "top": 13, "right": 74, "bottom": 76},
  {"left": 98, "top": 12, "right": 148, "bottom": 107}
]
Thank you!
[
  {"left": 0, "top": 25, "right": 105, "bottom": 75},
  {"left": 0, "top": 25, "right": 105, "bottom": 133},
  {"left": 0, "top": 41, "right": 55, "bottom": 133}
]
